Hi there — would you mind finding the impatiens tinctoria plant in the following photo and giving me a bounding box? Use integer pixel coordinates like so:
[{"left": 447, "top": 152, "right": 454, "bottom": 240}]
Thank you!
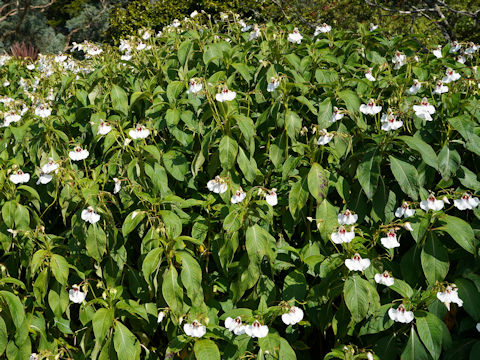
[{"left": 0, "top": 12, "right": 480, "bottom": 360}]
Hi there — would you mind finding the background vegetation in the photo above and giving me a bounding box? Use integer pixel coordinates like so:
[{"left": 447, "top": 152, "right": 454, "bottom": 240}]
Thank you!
[{"left": 0, "top": 0, "right": 479, "bottom": 53}]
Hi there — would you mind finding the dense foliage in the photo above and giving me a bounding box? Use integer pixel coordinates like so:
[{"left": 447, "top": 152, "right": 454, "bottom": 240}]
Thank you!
[{"left": 1, "top": 13, "right": 480, "bottom": 360}]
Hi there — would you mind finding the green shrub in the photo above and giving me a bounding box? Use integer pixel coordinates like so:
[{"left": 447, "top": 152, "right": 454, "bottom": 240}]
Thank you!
[{"left": 1, "top": 16, "right": 480, "bottom": 360}]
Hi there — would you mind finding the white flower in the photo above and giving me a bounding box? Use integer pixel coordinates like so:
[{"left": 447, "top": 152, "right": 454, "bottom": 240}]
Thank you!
[
  {"left": 442, "top": 196, "right": 450, "bottom": 204},
  {"left": 113, "top": 178, "right": 122, "bottom": 194},
  {"left": 420, "top": 194, "right": 444, "bottom": 211},
  {"left": 3, "top": 80, "right": 9, "bottom": 87},
  {"left": 27, "top": 64, "right": 35, "bottom": 70},
  {"left": 367, "top": 352, "right": 374, "bottom": 360},
  {"left": 369, "top": 23, "right": 378, "bottom": 31},
  {"left": 69, "top": 285, "right": 87, "bottom": 304},
  {"left": 187, "top": 79, "right": 203, "bottom": 94},
  {"left": 231, "top": 189, "right": 246, "bottom": 204},
  {"left": 317, "top": 129, "right": 333, "bottom": 145},
  {"left": 465, "top": 42, "right": 478, "bottom": 55},
  {"left": 136, "top": 42, "right": 146, "bottom": 51},
  {"left": 121, "top": 53, "right": 132, "bottom": 61},
  {"left": 437, "top": 285, "right": 463, "bottom": 311},
  {"left": 395, "top": 202, "right": 415, "bottom": 218},
  {"left": 207, "top": 176, "right": 228, "bottom": 194},
  {"left": 265, "top": 188, "right": 278, "bottom": 206},
  {"left": 330, "top": 106, "right": 344, "bottom": 123},
  {"left": 345, "top": 253, "right": 370, "bottom": 271},
  {"left": 55, "top": 53, "right": 68, "bottom": 63},
  {"left": 97, "top": 121, "right": 112, "bottom": 135},
  {"left": 432, "top": 45, "right": 443, "bottom": 58},
  {"left": 10, "top": 170, "right": 30, "bottom": 184},
  {"left": 433, "top": 81, "right": 449, "bottom": 95},
  {"left": 442, "top": 68, "right": 461, "bottom": 83},
  {"left": 408, "top": 80, "right": 421, "bottom": 95},
  {"left": 331, "top": 226, "right": 355, "bottom": 244},
  {"left": 381, "top": 229, "right": 400, "bottom": 249},
  {"left": 380, "top": 112, "right": 403, "bottom": 131},
  {"left": 267, "top": 77, "right": 280, "bottom": 92},
  {"left": 69, "top": 146, "right": 89, "bottom": 161},
  {"left": 375, "top": 271, "right": 394, "bottom": 286},
  {"left": 388, "top": 304, "right": 414, "bottom": 323},
  {"left": 129, "top": 124, "right": 150, "bottom": 139},
  {"left": 360, "top": 99, "right": 382, "bottom": 115},
  {"left": 314, "top": 23, "right": 331, "bottom": 36},
  {"left": 184, "top": 320, "right": 206, "bottom": 338},
  {"left": 477, "top": 323, "right": 480, "bottom": 332},
  {"left": 29, "top": 353, "right": 38, "bottom": 360},
  {"left": 87, "top": 46, "right": 103, "bottom": 56},
  {"left": 3, "top": 110, "right": 21, "bottom": 126},
  {"left": 456, "top": 55, "right": 466, "bottom": 64},
  {"left": 392, "top": 51, "right": 406, "bottom": 69},
  {"left": 281, "top": 306, "right": 304, "bottom": 325},
  {"left": 35, "top": 104, "right": 52, "bottom": 118},
  {"left": 239, "top": 20, "right": 252, "bottom": 32},
  {"left": 249, "top": 26, "right": 261, "bottom": 41},
  {"left": 449, "top": 41, "right": 461, "bottom": 53},
  {"left": 190, "top": 10, "right": 199, "bottom": 18},
  {"left": 157, "top": 311, "right": 165, "bottom": 323},
  {"left": 453, "top": 193, "right": 479, "bottom": 210},
  {"left": 215, "top": 88, "right": 236, "bottom": 102},
  {"left": 404, "top": 222, "right": 413, "bottom": 232},
  {"left": 36, "top": 172, "right": 52, "bottom": 185},
  {"left": 141, "top": 29, "right": 152, "bottom": 40},
  {"left": 338, "top": 209, "right": 358, "bottom": 225},
  {"left": 171, "top": 19, "right": 181, "bottom": 28},
  {"left": 81, "top": 206, "right": 101, "bottom": 224},
  {"left": 225, "top": 316, "right": 246, "bottom": 335},
  {"left": 365, "top": 68, "right": 376, "bottom": 82},
  {"left": 413, "top": 98, "right": 435, "bottom": 121},
  {"left": 287, "top": 28, "right": 303, "bottom": 44},
  {"left": 245, "top": 320, "right": 269, "bottom": 338},
  {"left": 41, "top": 159, "right": 59, "bottom": 174}
]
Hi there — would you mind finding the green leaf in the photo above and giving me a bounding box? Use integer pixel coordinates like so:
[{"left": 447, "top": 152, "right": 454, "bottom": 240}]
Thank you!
[
  {"left": 398, "top": 135, "right": 438, "bottom": 170},
  {"left": 93, "top": 308, "right": 114, "bottom": 341},
  {"left": 142, "top": 247, "right": 163, "bottom": 283},
  {"left": 110, "top": 84, "right": 128, "bottom": 116},
  {"left": 343, "top": 274, "right": 370, "bottom": 322},
  {"left": 437, "top": 145, "right": 461, "bottom": 180},
  {"left": 2, "top": 200, "right": 16, "bottom": 228},
  {"left": 389, "top": 155, "right": 420, "bottom": 200},
  {"left": 232, "top": 63, "right": 252, "bottom": 82},
  {"left": 315, "top": 199, "right": 339, "bottom": 244},
  {"left": 219, "top": 135, "right": 238, "bottom": 170},
  {"left": 113, "top": 322, "right": 141, "bottom": 360},
  {"left": 166, "top": 81, "right": 184, "bottom": 103},
  {"left": 177, "top": 251, "right": 204, "bottom": 307},
  {"left": 0, "top": 291, "right": 25, "bottom": 329},
  {"left": 234, "top": 114, "right": 256, "bottom": 140},
  {"left": 177, "top": 40, "right": 193, "bottom": 67},
  {"left": 159, "top": 210, "right": 182, "bottom": 239},
  {"left": 448, "top": 115, "right": 480, "bottom": 155},
  {"left": 163, "top": 150, "right": 189, "bottom": 181},
  {"left": 416, "top": 311, "right": 449, "bottom": 360},
  {"left": 285, "top": 110, "right": 302, "bottom": 139},
  {"left": 283, "top": 270, "right": 307, "bottom": 301},
  {"left": 245, "top": 225, "right": 276, "bottom": 266},
  {"left": 421, "top": 234, "right": 449, "bottom": 285},
  {"left": 162, "top": 265, "right": 184, "bottom": 316},
  {"left": 307, "top": 163, "right": 328, "bottom": 203},
  {"left": 50, "top": 254, "right": 69, "bottom": 285},
  {"left": 122, "top": 210, "right": 146, "bottom": 237},
  {"left": 86, "top": 225, "right": 107, "bottom": 262},
  {"left": 455, "top": 278, "right": 480, "bottom": 321},
  {"left": 289, "top": 175, "right": 309, "bottom": 220},
  {"left": 357, "top": 149, "right": 381, "bottom": 199},
  {"left": 401, "top": 327, "right": 429, "bottom": 360},
  {"left": 437, "top": 214, "right": 477, "bottom": 254},
  {"left": 194, "top": 339, "right": 220, "bottom": 360},
  {"left": 0, "top": 317, "right": 6, "bottom": 356}
]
